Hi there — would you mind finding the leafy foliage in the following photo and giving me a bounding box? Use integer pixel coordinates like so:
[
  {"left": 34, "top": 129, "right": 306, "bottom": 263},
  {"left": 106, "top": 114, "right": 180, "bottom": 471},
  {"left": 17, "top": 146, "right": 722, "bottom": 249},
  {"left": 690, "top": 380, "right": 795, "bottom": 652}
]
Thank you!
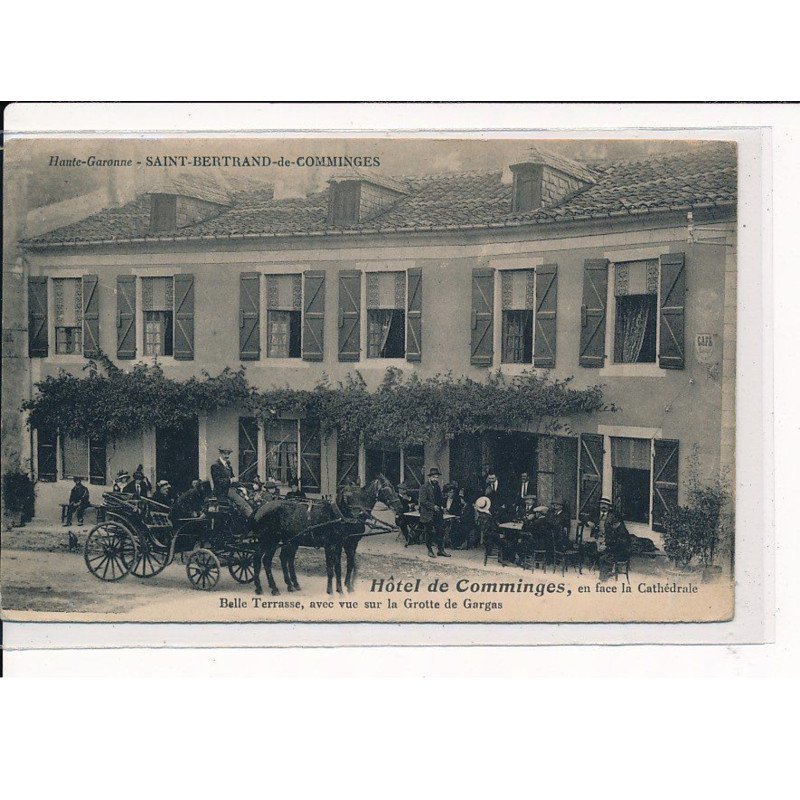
[
  {"left": 662, "top": 446, "right": 732, "bottom": 568},
  {"left": 23, "top": 356, "right": 609, "bottom": 448}
]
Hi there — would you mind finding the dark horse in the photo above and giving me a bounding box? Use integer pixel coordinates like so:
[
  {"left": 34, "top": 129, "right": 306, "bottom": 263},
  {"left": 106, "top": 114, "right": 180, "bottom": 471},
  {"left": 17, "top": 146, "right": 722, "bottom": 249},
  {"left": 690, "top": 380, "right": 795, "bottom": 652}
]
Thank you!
[{"left": 251, "top": 475, "right": 403, "bottom": 596}]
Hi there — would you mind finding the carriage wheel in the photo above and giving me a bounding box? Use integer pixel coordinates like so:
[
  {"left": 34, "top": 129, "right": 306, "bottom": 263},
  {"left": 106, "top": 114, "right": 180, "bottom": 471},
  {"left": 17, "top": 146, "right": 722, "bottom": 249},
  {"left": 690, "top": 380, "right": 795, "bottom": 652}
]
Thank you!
[
  {"left": 227, "top": 544, "right": 255, "bottom": 584},
  {"left": 84, "top": 523, "right": 137, "bottom": 582},
  {"left": 186, "top": 548, "right": 220, "bottom": 591},
  {"left": 130, "top": 533, "right": 170, "bottom": 579}
]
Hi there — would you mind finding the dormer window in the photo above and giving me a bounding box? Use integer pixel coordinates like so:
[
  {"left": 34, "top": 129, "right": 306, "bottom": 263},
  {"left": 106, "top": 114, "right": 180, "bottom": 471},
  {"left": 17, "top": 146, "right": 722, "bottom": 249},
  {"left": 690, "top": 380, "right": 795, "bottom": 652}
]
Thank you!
[
  {"left": 328, "top": 181, "right": 361, "bottom": 226},
  {"left": 150, "top": 194, "right": 177, "bottom": 233},
  {"left": 511, "top": 164, "right": 542, "bottom": 213}
]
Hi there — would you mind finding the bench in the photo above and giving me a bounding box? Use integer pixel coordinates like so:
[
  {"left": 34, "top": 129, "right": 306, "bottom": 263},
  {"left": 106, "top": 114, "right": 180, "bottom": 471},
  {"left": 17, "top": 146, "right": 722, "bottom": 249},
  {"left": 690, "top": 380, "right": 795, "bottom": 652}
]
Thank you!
[{"left": 59, "top": 503, "right": 104, "bottom": 525}]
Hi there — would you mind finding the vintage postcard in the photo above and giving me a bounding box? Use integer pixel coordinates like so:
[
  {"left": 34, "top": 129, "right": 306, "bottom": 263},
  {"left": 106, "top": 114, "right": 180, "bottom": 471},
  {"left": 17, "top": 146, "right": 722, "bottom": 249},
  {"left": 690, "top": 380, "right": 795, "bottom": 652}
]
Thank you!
[{"left": 1, "top": 126, "right": 754, "bottom": 631}]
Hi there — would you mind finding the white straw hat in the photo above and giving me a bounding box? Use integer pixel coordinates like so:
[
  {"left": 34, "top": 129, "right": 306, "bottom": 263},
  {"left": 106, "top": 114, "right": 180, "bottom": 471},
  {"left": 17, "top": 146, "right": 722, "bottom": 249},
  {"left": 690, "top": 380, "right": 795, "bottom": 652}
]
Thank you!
[{"left": 475, "top": 496, "right": 491, "bottom": 513}]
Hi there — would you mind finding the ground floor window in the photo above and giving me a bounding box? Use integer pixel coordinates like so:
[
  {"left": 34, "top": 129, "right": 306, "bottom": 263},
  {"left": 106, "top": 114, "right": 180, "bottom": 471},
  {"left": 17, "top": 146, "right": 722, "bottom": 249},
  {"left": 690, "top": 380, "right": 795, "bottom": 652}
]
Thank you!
[
  {"left": 339, "top": 439, "right": 423, "bottom": 491},
  {"left": 265, "top": 419, "right": 299, "bottom": 486},
  {"left": 59, "top": 433, "right": 107, "bottom": 485},
  {"left": 611, "top": 436, "right": 652, "bottom": 523},
  {"left": 36, "top": 427, "right": 58, "bottom": 482},
  {"left": 337, "top": 434, "right": 360, "bottom": 489},
  {"left": 238, "top": 417, "right": 259, "bottom": 481}
]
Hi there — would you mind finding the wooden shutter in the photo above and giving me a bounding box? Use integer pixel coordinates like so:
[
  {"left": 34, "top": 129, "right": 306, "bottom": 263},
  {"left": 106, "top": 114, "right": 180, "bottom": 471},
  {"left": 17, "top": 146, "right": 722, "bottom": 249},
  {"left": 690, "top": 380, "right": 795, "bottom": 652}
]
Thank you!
[
  {"left": 579, "top": 259, "right": 609, "bottom": 368},
  {"left": 652, "top": 439, "right": 679, "bottom": 532},
  {"left": 470, "top": 268, "right": 494, "bottom": 367},
  {"left": 534, "top": 264, "right": 558, "bottom": 368},
  {"left": 82, "top": 274, "right": 100, "bottom": 357},
  {"left": 300, "top": 419, "right": 322, "bottom": 493},
  {"left": 406, "top": 268, "right": 423, "bottom": 362},
  {"left": 28, "top": 277, "right": 49, "bottom": 357},
  {"left": 338, "top": 270, "right": 361, "bottom": 362},
  {"left": 173, "top": 274, "right": 195, "bottom": 360},
  {"left": 337, "top": 432, "right": 360, "bottom": 488},
  {"left": 89, "top": 436, "right": 107, "bottom": 485},
  {"left": 238, "top": 417, "right": 259, "bottom": 479},
  {"left": 116, "top": 275, "right": 137, "bottom": 360},
  {"left": 36, "top": 427, "right": 57, "bottom": 482},
  {"left": 579, "top": 433, "right": 604, "bottom": 517},
  {"left": 658, "top": 253, "right": 686, "bottom": 370},
  {"left": 239, "top": 272, "right": 261, "bottom": 360},
  {"left": 302, "top": 270, "right": 325, "bottom": 362}
]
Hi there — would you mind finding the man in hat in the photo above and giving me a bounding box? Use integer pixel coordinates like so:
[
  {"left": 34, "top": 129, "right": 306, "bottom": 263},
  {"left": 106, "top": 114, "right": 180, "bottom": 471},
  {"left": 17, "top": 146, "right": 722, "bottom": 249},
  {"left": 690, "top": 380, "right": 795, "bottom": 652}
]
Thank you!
[
  {"left": 123, "top": 465, "right": 151, "bottom": 498},
  {"left": 210, "top": 446, "right": 253, "bottom": 523},
  {"left": 418, "top": 467, "right": 450, "bottom": 558},
  {"left": 64, "top": 476, "right": 91, "bottom": 526},
  {"left": 587, "top": 497, "right": 631, "bottom": 580}
]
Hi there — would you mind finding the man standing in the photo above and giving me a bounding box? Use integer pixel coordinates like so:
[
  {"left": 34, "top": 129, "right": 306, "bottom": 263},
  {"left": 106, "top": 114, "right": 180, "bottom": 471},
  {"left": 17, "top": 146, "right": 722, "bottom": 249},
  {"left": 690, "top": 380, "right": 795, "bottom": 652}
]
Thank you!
[
  {"left": 484, "top": 470, "right": 508, "bottom": 521},
  {"left": 418, "top": 467, "right": 450, "bottom": 558},
  {"left": 64, "top": 476, "right": 90, "bottom": 526},
  {"left": 210, "top": 446, "right": 253, "bottom": 524},
  {"left": 514, "top": 471, "right": 533, "bottom": 517}
]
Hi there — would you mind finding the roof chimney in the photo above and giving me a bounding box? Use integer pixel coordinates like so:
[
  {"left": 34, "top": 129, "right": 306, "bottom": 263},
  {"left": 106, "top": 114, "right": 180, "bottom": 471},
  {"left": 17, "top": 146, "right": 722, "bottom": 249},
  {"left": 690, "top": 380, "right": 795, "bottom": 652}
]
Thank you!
[{"left": 510, "top": 146, "right": 595, "bottom": 213}]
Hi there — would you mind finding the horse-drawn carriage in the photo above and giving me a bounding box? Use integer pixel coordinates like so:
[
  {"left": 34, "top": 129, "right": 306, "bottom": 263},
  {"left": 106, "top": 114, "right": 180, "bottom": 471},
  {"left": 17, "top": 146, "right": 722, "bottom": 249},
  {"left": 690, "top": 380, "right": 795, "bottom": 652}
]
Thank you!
[{"left": 83, "top": 492, "right": 255, "bottom": 590}]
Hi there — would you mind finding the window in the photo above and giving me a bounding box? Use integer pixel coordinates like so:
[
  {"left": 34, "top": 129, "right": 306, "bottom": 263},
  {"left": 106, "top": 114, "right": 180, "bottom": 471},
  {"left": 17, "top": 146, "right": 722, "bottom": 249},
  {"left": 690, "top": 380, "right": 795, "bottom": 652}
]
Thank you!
[
  {"left": 328, "top": 181, "right": 361, "bottom": 226},
  {"left": 238, "top": 417, "right": 259, "bottom": 481},
  {"left": 364, "top": 443, "right": 424, "bottom": 490},
  {"left": 53, "top": 278, "right": 82, "bottom": 354},
  {"left": 151, "top": 194, "right": 177, "bottom": 233},
  {"left": 501, "top": 269, "right": 534, "bottom": 364},
  {"left": 266, "top": 274, "right": 302, "bottom": 358},
  {"left": 60, "top": 434, "right": 107, "bottom": 485},
  {"left": 36, "top": 427, "right": 57, "bottom": 482},
  {"left": 142, "top": 277, "right": 174, "bottom": 356},
  {"left": 366, "top": 272, "right": 405, "bottom": 359},
  {"left": 265, "top": 419, "right": 299, "bottom": 486},
  {"left": 613, "top": 260, "right": 658, "bottom": 364},
  {"left": 611, "top": 436, "right": 652, "bottom": 524},
  {"left": 337, "top": 433, "right": 360, "bottom": 488}
]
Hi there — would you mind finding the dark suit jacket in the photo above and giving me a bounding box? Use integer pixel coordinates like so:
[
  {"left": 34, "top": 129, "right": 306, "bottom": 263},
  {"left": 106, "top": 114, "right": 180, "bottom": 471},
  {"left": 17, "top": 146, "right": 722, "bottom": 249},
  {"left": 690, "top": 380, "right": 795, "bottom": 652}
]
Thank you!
[
  {"left": 418, "top": 480, "right": 444, "bottom": 524},
  {"left": 589, "top": 510, "right": 631, "bottom": 558},
  {"left": 210, "top": 459, "right": 234, "bottom": 495}
]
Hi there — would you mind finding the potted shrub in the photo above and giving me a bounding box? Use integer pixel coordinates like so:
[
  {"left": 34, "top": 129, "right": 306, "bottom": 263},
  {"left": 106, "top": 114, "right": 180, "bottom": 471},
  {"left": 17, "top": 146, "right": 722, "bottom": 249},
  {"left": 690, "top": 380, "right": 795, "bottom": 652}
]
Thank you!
[{"left": 2, "top": 469, "right": 36, "bottom": 529}]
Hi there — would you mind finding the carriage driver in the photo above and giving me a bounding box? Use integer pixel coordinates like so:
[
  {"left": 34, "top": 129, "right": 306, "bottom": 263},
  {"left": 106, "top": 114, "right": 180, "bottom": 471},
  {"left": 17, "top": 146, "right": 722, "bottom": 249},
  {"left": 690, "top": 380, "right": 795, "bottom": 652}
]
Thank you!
[{"left": 210, "top": 447, "right": 254, "bottom": 525}]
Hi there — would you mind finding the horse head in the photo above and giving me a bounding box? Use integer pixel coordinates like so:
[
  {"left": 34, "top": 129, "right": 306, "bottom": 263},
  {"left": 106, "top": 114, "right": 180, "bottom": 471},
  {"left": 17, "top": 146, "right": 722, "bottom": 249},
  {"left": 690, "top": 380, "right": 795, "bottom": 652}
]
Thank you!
[{"left": 371, "top": 473, "right": 404, "bottom": 516}]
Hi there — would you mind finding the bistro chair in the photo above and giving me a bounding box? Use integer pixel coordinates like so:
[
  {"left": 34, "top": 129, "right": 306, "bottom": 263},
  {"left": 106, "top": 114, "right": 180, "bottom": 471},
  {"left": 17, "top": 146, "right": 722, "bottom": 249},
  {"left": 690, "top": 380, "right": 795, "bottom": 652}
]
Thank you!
[
  {"left": 613, "top": 556, "right": 631, "bottom": 584},
  {"left": 554, "top": 525, "right": 582, "bottom": 576}
]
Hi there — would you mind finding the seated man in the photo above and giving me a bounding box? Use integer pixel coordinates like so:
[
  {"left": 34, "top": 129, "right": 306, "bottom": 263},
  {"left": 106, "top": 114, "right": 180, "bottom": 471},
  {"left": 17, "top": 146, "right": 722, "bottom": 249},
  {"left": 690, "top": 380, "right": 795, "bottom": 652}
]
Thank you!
[
  {"left": 64, "top": 476, "right": 90, "bottom": 526},
  {"left": 123, "top": 465, "right": 152, "bottom": 498},
  {"left": 210, "top": 447, "right": 254, "bottom": 526},
  {"left": 152, "top": 480, "right": 175, "bottom": 507},
  {"left": 477, "top": 496, "right": 514, "bottom": 565},
  {"left": 587, "top": 497, "right": 631, "bottom": 581},
  {"left": 172, "top": 480, "right": 212, "bottom": 521},
  {"left": 520, "top": 504, "right": 552, "bottom": 564}
]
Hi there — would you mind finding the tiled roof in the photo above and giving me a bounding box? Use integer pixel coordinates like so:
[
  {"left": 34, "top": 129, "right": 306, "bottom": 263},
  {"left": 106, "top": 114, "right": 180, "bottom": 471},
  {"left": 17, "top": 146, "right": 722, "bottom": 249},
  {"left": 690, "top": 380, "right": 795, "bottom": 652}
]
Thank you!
[{"left": 25, "top": 142, "right": 736, "bottom": 247}]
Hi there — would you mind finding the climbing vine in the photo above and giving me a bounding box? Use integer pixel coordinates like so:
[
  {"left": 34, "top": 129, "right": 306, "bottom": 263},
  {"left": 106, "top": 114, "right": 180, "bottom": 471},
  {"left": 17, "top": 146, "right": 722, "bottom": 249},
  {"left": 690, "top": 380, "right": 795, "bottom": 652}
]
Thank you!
[{"left": 23, "top": 356, "right": 610, "bottom": 447}]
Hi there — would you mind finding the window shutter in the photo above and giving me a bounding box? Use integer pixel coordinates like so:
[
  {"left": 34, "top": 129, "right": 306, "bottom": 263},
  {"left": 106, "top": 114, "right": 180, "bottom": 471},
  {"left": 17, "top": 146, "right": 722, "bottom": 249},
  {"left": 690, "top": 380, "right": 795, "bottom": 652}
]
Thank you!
[
  {"left": 116, "top": 275, "right": 137, "bottom": 360},
  {"left": 27, "top": 277, "right": 49, "bottom": 357},
  {"left": 470, "top": 268, "right": 494, "bottom": 367},
  {"left": 239, "top": 272, "right": 261, "bottom": 361},
  {"left": 300, "top": 419, "right": 322, "bottom": 493},
  {"left": 652, "top": 439, "right": 679, "bottom": 532},
  {"left": 337, "top": 432, "right": 360, "bottom": 488},
  {"left": 173, "top": 274, "right": 195, "bottom": 360},
  {"left": 579, "top": 259, "right": 608, "bottom": 367},
  {"left": 658, "top": 253, "right": 686, "bottom": 369},
  {"left": 36, "top": 427, "right": 57, "bottom": 482},
  {"left": 238, "top": 416, "right": 259, "bottom": 480},
  {"left": 302, "top": 270, "right": 325, "bottom": 362},
  {"left": 534, "top": 263, "right": 558, "bottom": 368},
  {"left": 89, "top": 436, "right": 107, "bottom": 485},
  {"left": 337, "top": 270, "right": 361, "bottom": 362},
  {"left": 579, "top": 433, "right": 604, "bottom": 517},
  {"left": 82, "top": 274, "right": 100, "bottom": 357},
  {"left": 406, "top": 267, "right": 422, "bottom": 362}
]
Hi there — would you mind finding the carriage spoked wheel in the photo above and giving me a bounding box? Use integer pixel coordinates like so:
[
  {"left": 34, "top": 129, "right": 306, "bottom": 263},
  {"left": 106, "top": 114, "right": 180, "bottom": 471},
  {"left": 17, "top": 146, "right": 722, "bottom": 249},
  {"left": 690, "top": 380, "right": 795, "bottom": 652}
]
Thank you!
[
  {"left": 227, "top": 544, "right": 255, "bottom": 584},
  {"left": 84, "top": 522, "right": 138, "bottom": 582},
  {"left": 186, "top": 548, "right": 221, "bottom": 591},
  {"left": 130, "top": 533, "right": 170, "bottom": 579}
]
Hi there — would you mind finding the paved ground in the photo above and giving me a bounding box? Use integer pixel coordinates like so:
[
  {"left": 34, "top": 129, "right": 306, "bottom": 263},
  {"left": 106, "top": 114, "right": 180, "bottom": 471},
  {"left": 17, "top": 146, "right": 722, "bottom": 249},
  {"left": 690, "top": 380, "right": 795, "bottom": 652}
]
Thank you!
[{"left": 1, "top": 521, "right": 673, "bottom": 619}]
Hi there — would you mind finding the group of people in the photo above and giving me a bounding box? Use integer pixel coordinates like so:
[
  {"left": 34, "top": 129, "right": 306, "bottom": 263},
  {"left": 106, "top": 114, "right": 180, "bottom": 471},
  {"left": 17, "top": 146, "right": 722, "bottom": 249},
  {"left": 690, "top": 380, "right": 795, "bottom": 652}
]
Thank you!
[{"left": 400, "top": 467, "right": 631, "bottom": 581}]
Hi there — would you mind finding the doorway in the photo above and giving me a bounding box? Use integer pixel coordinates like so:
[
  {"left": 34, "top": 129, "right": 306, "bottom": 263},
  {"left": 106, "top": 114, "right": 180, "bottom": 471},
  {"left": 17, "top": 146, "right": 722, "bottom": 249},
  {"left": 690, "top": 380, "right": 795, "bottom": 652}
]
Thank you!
[
  {"left": 610, "top": 437, "right": 651, "bottom": 524},
  {"left": 156, "top": 416, "right": 199, "bottom": 494}
]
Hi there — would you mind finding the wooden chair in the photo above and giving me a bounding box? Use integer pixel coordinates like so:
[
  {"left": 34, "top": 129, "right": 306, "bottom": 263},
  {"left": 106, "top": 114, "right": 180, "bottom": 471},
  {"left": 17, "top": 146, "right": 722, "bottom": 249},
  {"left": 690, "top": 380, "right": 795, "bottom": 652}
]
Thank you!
[
  {"left": 613, "top": 557, "right": 631, "bottom": 583},
  {"left": 554, "top": 525, "right": 582, "bottom": 576}
]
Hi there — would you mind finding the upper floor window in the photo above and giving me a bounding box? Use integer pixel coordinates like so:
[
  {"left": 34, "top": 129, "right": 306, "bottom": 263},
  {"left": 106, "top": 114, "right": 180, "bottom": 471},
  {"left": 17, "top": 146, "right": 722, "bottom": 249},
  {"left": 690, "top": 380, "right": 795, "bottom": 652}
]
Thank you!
[
  {"left": 266, "top": 274, "right": 302, "bottom": 358},
  {"left": 142, "top": 277, "right": 174, "bottom": 357},
  {"left": 366, "top": 271, "right": 406, "bottom": 359},
  {"left": 53, "top": 278, "right": 83, "bottom": 354},
  {"left": 500, "top": 269, "right": 535, "bottom": 364},
  {"left": 613, "top": 260, "right": 658, "bottom": 364}
]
